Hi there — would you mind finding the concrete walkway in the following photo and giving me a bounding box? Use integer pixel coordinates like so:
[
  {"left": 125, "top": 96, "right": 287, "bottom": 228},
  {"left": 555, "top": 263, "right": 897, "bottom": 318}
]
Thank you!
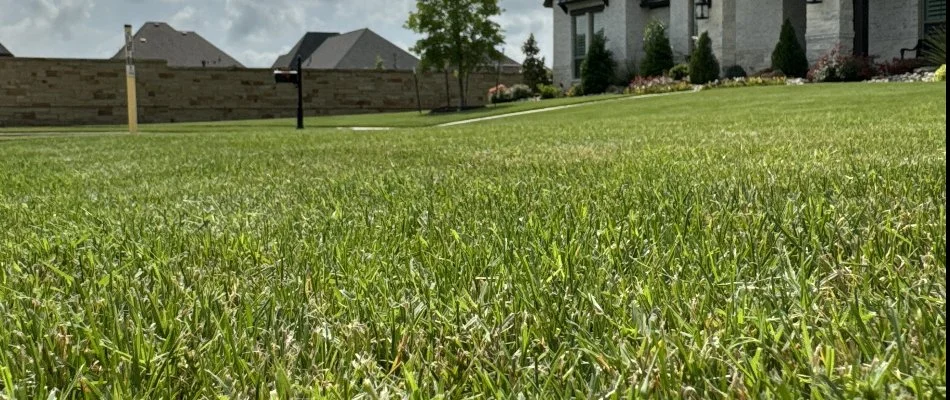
[
  {"left": 338, "top": 90, "right": 696, "bottom": 131},
  {"left": 436, "top": 90, "right": 695, "bottom": 127}
]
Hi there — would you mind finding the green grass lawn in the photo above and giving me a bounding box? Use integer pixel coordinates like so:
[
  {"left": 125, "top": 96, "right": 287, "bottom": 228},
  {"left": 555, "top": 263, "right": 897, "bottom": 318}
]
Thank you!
[
  {"left": 0, "top": 93, "right": 630, "bottom": 136},
  {"left": 0, "top": 83, "right": 945, "bottom": 398}
]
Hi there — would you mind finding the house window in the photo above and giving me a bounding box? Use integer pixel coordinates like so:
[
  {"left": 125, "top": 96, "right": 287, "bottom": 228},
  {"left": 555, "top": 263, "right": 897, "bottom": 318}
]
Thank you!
[
  {"left": 924, "top": 0, "right": 946, "bottom": 35},
  {"left": 572, "top": 7, "right": 604, "bottom": 79}
]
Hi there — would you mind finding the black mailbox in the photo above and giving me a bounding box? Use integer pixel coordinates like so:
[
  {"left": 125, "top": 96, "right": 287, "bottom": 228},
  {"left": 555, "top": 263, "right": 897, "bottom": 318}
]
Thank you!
[
  {"left": 273, "top": 69, "right": 299, "bottom": 84},
  {"left": 273, "top": 56, "right": 304, "bottom": 129}
]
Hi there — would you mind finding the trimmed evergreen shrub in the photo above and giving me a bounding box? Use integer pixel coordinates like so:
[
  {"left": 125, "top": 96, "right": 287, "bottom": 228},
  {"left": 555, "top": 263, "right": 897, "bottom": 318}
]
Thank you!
[
  {"left": 581, "top": 31, "right": 616, "bottom": 94},
  {"left": 936, "top": 64, "right": 946, "bottom": 82},
  {"left": 771, "top": 19, "right": 809, "bottom": 78},
  {"left": 668, "top": 63, "right": 689, "bottom": 80},
  {"left": 537, "top": 84, "right": 562, "bottom": 99},
  {"left": 689, "top": 32, "right": 720, "bottom": 84},
  {"left": 566, "top": 83, "right": 584, "bottom": 97},
  {"left": 724, "top": 65, "right": 747, "bottom": 79},
  {"left": 640, "top": 20, "right": 674, "bottom": 77}
]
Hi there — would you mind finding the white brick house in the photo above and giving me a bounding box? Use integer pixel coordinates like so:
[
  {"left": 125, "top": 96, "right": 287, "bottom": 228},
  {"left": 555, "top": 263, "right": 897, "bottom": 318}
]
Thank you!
[{"left": 544, "top": 0, "right": 946, "bottom": 88}]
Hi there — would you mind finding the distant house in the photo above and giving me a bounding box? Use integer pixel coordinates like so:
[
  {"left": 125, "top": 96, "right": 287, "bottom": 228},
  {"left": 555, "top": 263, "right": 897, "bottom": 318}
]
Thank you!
[
  {"left": 274, "top": 28, "right": 419, "bottom": 71},
  {"left": 112, "top": 22, "right": 244, "bottom": 68},
  {"left": 483, "top": 53, "right": 522, "bottom": 73},
  {"left": 0, "top": 42, "right": 12, "bottom": 57}
]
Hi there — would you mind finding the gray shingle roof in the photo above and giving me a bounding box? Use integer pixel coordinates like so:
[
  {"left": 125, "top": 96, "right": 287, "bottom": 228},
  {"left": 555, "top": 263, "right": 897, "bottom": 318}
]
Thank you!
[
  {"left": 111, "top": 22, "right": 244, "bottom": 68},
  {"left": 0, "top": 42, "right": 12, "bottom": 57},
  {"left": 302, "top": 28, "right": 419, "bottom": 70},
  {"left": 493, "top": 53, "right": 522, "bottom": 67},
  {"left": 272, "top": 32, "right": 339, "bottom": 69}
]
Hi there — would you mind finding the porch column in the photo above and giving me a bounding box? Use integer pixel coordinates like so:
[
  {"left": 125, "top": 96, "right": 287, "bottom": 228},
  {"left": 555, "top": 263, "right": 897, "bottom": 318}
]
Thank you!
[
  {"left": 669, "top": 0, "right": 695, "bottom": 63},
  {"left": 806, "top": 0, "right": 854, "bottom": 63}
]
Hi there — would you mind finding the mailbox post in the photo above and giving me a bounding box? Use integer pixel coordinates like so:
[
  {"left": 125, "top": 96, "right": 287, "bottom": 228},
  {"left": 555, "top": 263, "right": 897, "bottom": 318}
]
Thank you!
[
  {"left": 274, "top": 55, "right": 304, "bottom": 130},
  {"left": 124, "top": 24, "right": 138, "bottom": 134}
]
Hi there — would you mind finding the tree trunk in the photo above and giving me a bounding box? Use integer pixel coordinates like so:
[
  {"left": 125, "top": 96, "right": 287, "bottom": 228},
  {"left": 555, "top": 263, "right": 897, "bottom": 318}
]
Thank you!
[
  {"left": 457, "top": 73, "right": 466, "bottom": 110},
  {"left": 465, "top": 72, "right": 471, "bottom": 108},
  {"left": 444, "top": 68, "right": 451, "bottom": 108}
]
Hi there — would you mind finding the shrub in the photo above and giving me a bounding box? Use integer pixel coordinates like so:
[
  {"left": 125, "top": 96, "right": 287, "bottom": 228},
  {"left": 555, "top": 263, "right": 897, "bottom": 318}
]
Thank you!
[
  {"left": 837, "top": 55, "right": 879, "bottom": 81},
  {"left": 922, "top": 25, "right": 946, "bottom": 66},
  {"left": 808, "top": 45, "right": 879, "bottom": 82},
  {"left": 606, "top": 85, "right": 626, "bottom": 94},
  {"left": 640, "top": 19, "right": 675, "bottom": 77},
  {"left": 877, "top": 57, "right": 928, "bottom": 75},
  {"left": 487, "top": 84, "right": 511, "bottom": 104},
  {"left": 581, "top": 31, "right": 616, "bottom": 94},
  {"left": 566, "top": 83, "right": 584, "bottom": 97},
  {"left": 723, "top": 65, "right": 747, "bottom": 79},
  {"left": 508, "top": 84, "right": 534, "bottom": 101},
  {"left": 537, "top": 84, "right": 562, "bottom": 99},
  {"left": 808, "top": 50, "right": 839, "bottom": 82},
  {"left": 702, "top": 76, "right": 787, "bottom": 90},
  {"left": 616, "top": 60, "right": 639, "bottom": 87},
  {"left": 751, "top": 68, "right": 786, "bottom": 78},
  {"left": 668, "top": 63, "right": 689, "bottom": 80},
  {"left": 626, "top": 75, "right": 692, "bottom": 95},
  {"left": 689, "top": 32, "right": 720, "bottom": 84},
  {"left": 771, "top": 19, "right": 809, "bottom": 78},
  {"left": 936, "top": 64, "right": 947, "bottom": 82}
]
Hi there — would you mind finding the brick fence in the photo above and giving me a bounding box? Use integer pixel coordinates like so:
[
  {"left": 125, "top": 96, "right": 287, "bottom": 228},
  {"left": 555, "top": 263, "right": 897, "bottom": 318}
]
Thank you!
[{"left": 0, "top": 58, "right": 523, "bottom": 127}]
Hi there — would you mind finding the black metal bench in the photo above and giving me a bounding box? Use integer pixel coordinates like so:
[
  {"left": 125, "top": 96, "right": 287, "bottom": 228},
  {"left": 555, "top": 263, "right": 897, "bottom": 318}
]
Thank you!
[{"left": 900, "top": 40, "right": 922, "bottom": 60}]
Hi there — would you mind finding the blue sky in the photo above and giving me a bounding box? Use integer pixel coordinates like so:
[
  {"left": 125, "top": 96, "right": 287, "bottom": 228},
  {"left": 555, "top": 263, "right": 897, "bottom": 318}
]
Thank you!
[{"left": 0, "top": 0, "right": 553, "bottom": 67}]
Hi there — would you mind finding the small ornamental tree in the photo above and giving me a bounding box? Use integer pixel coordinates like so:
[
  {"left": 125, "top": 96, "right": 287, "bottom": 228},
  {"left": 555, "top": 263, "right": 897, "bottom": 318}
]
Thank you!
[
  {"left": 689, "top": 31, "right": 720, "bottom": 84},
  {"left": 771, "top": 19, "right": 809, "bottom": 78},
  {"left": 581, "top": 31, "right": 615, "bottom": 94},
  {"left": 521, "top": 33, "right": 551, "bottom": 92},
  {"left": 640, "top": 19, "right": 674, "bottom": 77},
  {"left": 406, "top": 0, "right": 505, "bottom": 109}
]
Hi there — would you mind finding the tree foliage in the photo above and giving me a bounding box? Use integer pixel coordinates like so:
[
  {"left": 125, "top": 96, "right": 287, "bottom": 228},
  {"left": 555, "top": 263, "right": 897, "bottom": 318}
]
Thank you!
[
  {"left": 406, "top": 0, "right": 505, "bottom": 109},
  {"left": 771, "top": 19, "right": 809, "bottom": 78},
  {"left": 521, "top": 33, "right": 551, "bottom": 92},
  {"left": 581, "top": 31, "right": 615, "bottom": 94},
  {"left": 640, "top": 19, "right": 674, "bottom": 77},
  {"left": 689, "top": 31, "right": 720, "bottom": 84}
]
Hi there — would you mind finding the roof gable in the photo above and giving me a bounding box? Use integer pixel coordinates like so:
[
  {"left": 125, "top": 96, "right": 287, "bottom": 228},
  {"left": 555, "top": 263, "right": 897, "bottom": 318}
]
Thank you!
[
  {"left": 112, "top": 22, "right": 244, "bottom": 68},
  {"left": 304, "top": 28, "right": 419, "bottom": 70},
  {"left": 272, "top": 32, "right": 339, "bottom": 69},
  {"left": 0, "top": 42, "right": 12, "bottom": 57}
]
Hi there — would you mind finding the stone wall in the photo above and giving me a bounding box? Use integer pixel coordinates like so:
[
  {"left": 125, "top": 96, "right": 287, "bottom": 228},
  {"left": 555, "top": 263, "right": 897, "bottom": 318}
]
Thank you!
[{"left": 0, "top": 57, "right": 522, "bottom": 127}]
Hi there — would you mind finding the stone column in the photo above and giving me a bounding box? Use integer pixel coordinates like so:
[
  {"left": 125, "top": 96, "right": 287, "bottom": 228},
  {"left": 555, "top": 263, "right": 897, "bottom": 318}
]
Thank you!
[
  {"left": 806, "top": 0, "right": 854, "bottom": 63},
  {"left": 669, "top": 0, "right": 695, "bottom": 63}
]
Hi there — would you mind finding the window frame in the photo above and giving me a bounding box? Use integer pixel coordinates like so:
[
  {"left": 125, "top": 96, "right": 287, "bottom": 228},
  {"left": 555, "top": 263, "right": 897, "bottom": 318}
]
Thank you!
[{"left": 570, "top": 5, "right": 605, "bottom": 80}]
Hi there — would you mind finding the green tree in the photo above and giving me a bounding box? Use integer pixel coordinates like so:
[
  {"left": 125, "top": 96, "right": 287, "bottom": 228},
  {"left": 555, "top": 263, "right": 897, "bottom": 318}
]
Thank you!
[
  {"left": 521, "top": 33, "right": 551, "bottom": 92},
  {"left": 771, "top": 19, "right": 809, "bottom": 78},
  {"left": 406, "top": 0, "right": 505, "bottom": 109},
  {"left": 581, "top": 31, "right": 615, "bottom": 94},
  {"left": 689, "top": 31, "right": 720, "bottom": 84},
  {"left": 374, "top": 54, "right": 385, "bottom": 70},
  {"left": 640, "top": 19, "right": 674, "bottom": 77}
]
